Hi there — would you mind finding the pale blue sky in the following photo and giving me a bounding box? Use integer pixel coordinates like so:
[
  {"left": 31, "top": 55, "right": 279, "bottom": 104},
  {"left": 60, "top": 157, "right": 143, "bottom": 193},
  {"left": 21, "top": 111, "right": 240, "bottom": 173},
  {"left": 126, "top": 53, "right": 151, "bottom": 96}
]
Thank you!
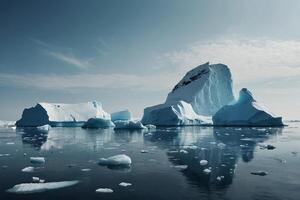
[{"left": 0, "top": 0, "right": 299, "bottom": 120}]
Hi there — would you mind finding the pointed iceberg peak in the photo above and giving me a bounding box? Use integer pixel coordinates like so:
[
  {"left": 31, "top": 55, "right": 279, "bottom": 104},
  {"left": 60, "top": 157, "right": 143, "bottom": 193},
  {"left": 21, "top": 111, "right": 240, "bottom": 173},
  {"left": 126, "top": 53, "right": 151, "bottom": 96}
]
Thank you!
[{"left": 238, "top": 88, "right": 255, "bottom": 103}]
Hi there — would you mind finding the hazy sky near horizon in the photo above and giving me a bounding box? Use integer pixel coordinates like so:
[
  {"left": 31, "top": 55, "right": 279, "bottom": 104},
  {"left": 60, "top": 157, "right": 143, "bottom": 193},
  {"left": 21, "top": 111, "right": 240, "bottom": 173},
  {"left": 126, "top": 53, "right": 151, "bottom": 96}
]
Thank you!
[{"left": 0, "top": 0, "right": 300, "bottom": 120}]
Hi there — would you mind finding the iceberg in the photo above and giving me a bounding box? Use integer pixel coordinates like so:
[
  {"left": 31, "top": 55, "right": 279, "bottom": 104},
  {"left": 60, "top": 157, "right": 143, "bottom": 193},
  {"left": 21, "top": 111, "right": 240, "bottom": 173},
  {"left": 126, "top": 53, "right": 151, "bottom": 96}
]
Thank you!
[
  {"left": 16, "top": 101, "right": 110, "bottom": 127},
  {"left": 212, "top": 88, "right": 284, "bottom": 126},
  {"left": 98, "top": 154, "right": 132, "bottom": 166},
  {"left": 114, "top": 120, "right": 146, "bottom": 129},
  {"left": 142, "top": 62, "right": 234, "bottom": 126},
  {"left": 111, "top": 109, "right": 131, "bottom": 121},
  {"left": 6, "top": 180, "right": 79, "bottom": 194},
  {"left": 30, "top": 157, "right": 45, "bottom": 164},
  {"left": 142, "top": 101, "right": 212, "bottom": 126},
  {"left": 82, "top": 118, "right": 115, "bottom": 129}
]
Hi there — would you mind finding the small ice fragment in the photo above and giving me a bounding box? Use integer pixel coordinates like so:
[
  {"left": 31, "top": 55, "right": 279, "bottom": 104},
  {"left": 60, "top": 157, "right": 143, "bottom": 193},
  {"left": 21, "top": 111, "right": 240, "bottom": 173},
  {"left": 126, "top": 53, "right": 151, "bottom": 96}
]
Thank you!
[
  {"left": 217, "top": 143, "right": 226, "bottom": 149},
  {"left": 95, "top": 188, "right": 114, "bottom": 193},
  {"left": 39, "top": 179, "right": 45, "bottom": 183},
  {"left": 179, "top": 149, "right": 188, "bottom": 154},
  {"left": 251, "top": 171, "right": 268, "bottom": 176},
  {"left": 140, "top": 150, "right": 149, "bottom": 153},
  {"left": 6, "top": 142, "right": 15, "bottom": 145},
  {"left": 81, "top": 168, "right": 91, "bottom": 172},
  {"left": 30, "top": 157, "right": 45, "bottom": 164},
  {"left": 203, "top": 168, "right": 211, "bottom": 174},
  {"left": 199, "top": 160, "right": 208, "bottom": 166},
  {"left": 22, "top": 166, "right": 34, "bottom": 173},
  {"left": 119, "top": 182, "right": 132, "bottom": 187},
  {"left": 32, "top": 177, "right": 40, "bottom": 182},
  {"left": 145, "top": 124, "right": 156, "bottom": 130},
  {"left": 98, "top": 154, "right": 132, "bottom": 166},
  {"left": 172, "top": 165, "right": 188, "bottom": 169},
  {"left": 6, "top": 180, "right": 79, "bottom": 194},
  {"left": 37, "top": 124, "right": 51, "bottom": 132}
]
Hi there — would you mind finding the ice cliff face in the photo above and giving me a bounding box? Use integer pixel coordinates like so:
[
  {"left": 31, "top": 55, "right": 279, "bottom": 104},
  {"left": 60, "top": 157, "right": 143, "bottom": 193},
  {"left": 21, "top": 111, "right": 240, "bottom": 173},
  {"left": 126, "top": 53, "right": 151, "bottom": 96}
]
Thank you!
[
  {"left": 142, "top": 62, "right": 234, "bottom": 126},
  {"left": 166, "top": 62, "right": 234, "bottom": 116},
  {"left": 212, "top": 88, "right": 284, "bottom": 126},
  {"left": 16, "top": 101, "right": 110, "bottom": 127}
]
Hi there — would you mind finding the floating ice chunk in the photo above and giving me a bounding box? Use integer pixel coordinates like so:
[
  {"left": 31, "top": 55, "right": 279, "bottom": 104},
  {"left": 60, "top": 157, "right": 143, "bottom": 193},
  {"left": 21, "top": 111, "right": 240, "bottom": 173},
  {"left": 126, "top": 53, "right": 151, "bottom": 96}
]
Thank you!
[
  {"left": 37, "top": 124, "right": 51, "bottom": 132},
  {"left": 114, "top": 120, "right": 146, "bottom": 129},
  {"left": 98, "top": 154, "right": 132, "bottom": 166},
  {"left": 82, "top": 118, "right": 115, "bottom": 129},
  {"left": 30, "top": 157, "right": 45, "bottom": 164},
  {"left": 217, "top": 143, "right": 226, "bottom": 149},
  {"left": 203, "top": 168, "right": 211, "bottom": 174},
  {"left": 81, "top": 168, "right": 91, "bottom": 172},
  {"left": 6, "top": 142, "right": 15, "bottom": 145},
  {"left": 180, "top": 149, "right": 188, "bottom": 154},
  {"left": 200, "top": 160, "right": 208, "bottom": 166},
  {"left": 95, "top": 188, "right": 114, "bottom": 193},
  {"left": 119, "top": 182, "right": 132, "bottom": 187},
  {"left": 7, "top": 180, "right": 79, "bottom": 194},
  {"left": 140, "top": 150, "right": 149, "bottom": 153},
  {"left": 251, "top": 171, "right": 268, "bottom": 176},
  {"left": 172, "top": 165, "right": 188, "bottom": 169},
  {"left": 216, "top": 176, "right": 225, "bottom": 181},
  {"left": 145, "top": 124, "right": 156, "bottom": 130},
  {"left": 22, "top": 166, "right": 35, "bottom": 173},
  {"left": 111, "top": 110, "right": 131, "bottom": 121},
  {"left": 32, "top": 177, "right": 40, "bottom": 182}
]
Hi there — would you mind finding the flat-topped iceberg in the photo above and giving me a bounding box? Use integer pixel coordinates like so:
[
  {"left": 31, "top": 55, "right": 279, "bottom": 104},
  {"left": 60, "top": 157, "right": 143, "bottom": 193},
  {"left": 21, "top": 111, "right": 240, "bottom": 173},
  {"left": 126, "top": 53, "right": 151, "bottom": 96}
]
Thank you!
[
  {"left": 82, "top": 118, "right": 115, "bottom": 129},
  {"left": 142, "top": 62, "right": 233, "bottom": 126},
  {"left": 16, "top": 101, "right": 110, "bottom": 127},
  {"left": 111, "top": 110, "right": 131, "bottom": 121},
  {"left": 213, "top": 88, "right": 284, "bottom": 126}
]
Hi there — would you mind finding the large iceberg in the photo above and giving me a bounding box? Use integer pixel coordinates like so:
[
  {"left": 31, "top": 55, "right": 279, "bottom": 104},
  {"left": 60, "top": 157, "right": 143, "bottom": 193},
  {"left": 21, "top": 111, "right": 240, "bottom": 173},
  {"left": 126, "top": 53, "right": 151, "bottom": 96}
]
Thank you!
[
  {"left": 212, "top": 88, "right": 284, "bottom": 126},
  {"left": 16, "top": 101, "right": 110, "bottom": 127},
  {"left": 142, "top": 62, "right": 234, "bottom": 126}
]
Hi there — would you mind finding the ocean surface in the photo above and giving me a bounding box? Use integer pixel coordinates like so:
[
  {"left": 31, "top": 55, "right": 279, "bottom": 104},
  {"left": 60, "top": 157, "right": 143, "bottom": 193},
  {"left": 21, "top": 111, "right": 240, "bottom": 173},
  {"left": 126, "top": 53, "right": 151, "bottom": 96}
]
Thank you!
[{"left": 0, "top": 122, "right": 300, "bottom": 200}]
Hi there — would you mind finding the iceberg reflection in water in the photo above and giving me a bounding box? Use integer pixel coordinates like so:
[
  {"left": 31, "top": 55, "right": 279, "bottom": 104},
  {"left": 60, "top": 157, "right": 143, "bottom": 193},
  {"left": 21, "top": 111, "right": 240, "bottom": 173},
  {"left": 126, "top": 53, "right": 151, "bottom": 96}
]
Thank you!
[{"left": 0, "top": 123, "right": 299, "bottom": 200}]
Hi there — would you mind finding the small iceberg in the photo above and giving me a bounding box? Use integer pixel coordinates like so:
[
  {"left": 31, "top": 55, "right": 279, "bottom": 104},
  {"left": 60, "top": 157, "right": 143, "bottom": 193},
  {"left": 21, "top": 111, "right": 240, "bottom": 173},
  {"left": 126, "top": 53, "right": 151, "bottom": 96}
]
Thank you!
[
  {"left": 111, "top": 109, "right": 131, "bottom": 121},
  {"left": 95, "top": 188, "right": 114, "bottom": 193},
  {"left": 199, "top": 160, "right": 208, "bottom": 166},
  {"left": 30, "top": 157, "right": 45, "bottom": 164},
  {"left": 98, "top": 154, "right": 132, "bottom": 166},
  {"left": 21, "top": 166, "right": 35, "bottom": 173},
  {"left": 6, "top": 180, "right": 79, "bottom": 194},
  {"left": 119, "top": 182, "right": 132, "bottom": 187}
]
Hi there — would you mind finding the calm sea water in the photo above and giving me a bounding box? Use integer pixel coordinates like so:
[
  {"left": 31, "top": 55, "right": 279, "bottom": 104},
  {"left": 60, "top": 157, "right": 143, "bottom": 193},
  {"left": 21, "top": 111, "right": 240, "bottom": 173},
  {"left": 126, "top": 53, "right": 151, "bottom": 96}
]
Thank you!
[{"left": 0, "top": 122, "right": 300, "bottom": 200}]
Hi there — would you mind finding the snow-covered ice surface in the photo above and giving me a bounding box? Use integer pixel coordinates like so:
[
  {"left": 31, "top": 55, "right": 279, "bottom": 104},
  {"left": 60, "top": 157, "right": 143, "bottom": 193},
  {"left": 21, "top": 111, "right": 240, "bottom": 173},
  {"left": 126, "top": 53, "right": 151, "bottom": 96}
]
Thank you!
[
  {"left": 111, "top": 110, "right": 131, "bottom": 121},
  {"left": 165, "top": 62, "right": 234, "bottom": 116},
  {"left": 82, "top": 118, "right": 115, "bottom": 129},
  {"left": 142, "top": 62, "right": 233, "bottom": 126},
  {"left": 16, "top": 101, "right": 110, "bottom": 127},
  {"left": 6, "top": 180, "right": 79, "bottom": 194},
  {"left": 1, "top": 122, "right": 300, "bottom": 200},
  {"left": 213, "top": 88, "right": 284, "bottom": 126},
  {"left": 114, "top": 120, "right": 146, "bottom": 129}
]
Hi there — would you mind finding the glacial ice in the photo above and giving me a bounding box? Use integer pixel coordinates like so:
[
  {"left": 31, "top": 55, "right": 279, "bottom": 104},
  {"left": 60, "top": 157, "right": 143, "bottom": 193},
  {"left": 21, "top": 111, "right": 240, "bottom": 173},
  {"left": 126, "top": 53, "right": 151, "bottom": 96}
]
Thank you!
[
  {"left": 37, "top": 124, "right": 51, "bottom": 132},
  {"left": 95, "top": 188, "right": 114, "bottom": 193},
  {"left": 6, "top": 180, "right": 79, "bottom": 194},
  {"left": 98, "top": 154, "right": 132, "bottom": 166},
  {"left": 166, "top": 62, "right": 234, "bottom": 116},
  {"left": 21, "top": 166, "right": 35, "bottom": 173},
  {"left": 114, "top": 120, "right": 146, "bottom": 129},
  {"left": 82, "top": 118, "right": 115, "bottom": 129},
  {"left": 111, "top": 109, "right": 131, "bottom": 121},
  {"left": 119, "top": 182, "right": 132, "bottom": 187},
  {"left": 142, "top": 100, "right": 212, "bottom": 126},
  {"left": 16, "top": 101, "right": 111, "bottom": 127},
  {"left": 142, "top": 62, "right": 233, "bottom": 126},
  {"left": 213, "top": 88, "right": 284, "bottom": 126},
  {"left": 30, "top": 157, "right": 45, "bottom": 164}
]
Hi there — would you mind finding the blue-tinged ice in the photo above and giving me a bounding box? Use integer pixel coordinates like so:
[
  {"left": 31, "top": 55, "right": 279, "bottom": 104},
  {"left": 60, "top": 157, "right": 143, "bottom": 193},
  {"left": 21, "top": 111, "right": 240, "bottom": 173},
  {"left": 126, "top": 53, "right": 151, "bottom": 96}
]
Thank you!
[
  {"left": 82, "top": 118, "right": 115, "bottom": 129},
  {"left": 213, "top": 88, "right": 284, "bottom": 126},
  {"left": 111, "top": 109, "right": 131, "bottom": 121}
]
